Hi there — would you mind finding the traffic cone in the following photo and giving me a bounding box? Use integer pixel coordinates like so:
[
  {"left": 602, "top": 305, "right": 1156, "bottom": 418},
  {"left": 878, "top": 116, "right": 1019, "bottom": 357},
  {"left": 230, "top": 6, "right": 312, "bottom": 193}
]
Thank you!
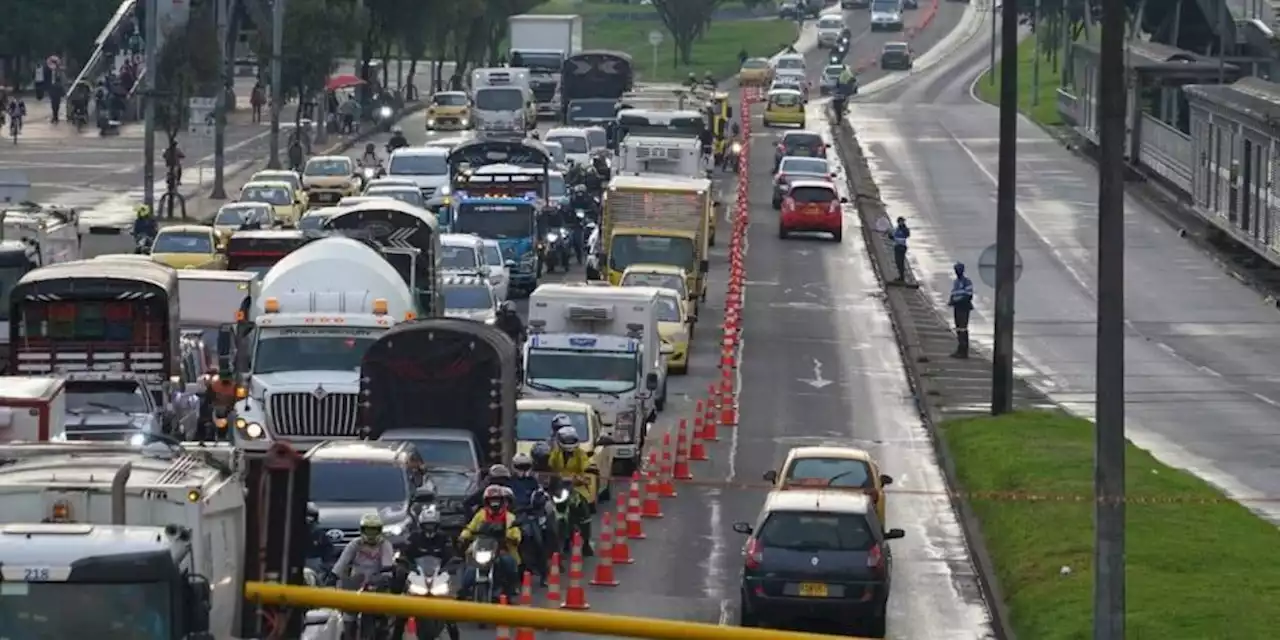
[
  {"left": 641, "top": 469, "right": 664, "bottom": 518},
  {"left": 590, "top": 513, "right": 620, "bottom": 586},
  {"left": 690, "top": 414, "right": 708, "bottom": 461},
  {"left": 673, "top": 419, "right": 693, "bottom": 480},
  {"left": 515, "top": 624, "right": 536, "bottom": 640},
  {"left": 703, "top": 394, "right": 720, "bottom": 441},
  {"left": 545, "top": 552, "right": 562, "bottom": 604},
  {"left": 720, "top": 377, "right": 738, "bottom": 426},
  {"left": 496, "top": 595, "right": 512, "bottom": 639},
  {"left": 612, "top": 502, "right": 634, "bottom": 564},
  {"left": 657, "top": 434, "right": 676, "bottom": 497},
  {"left": 405, "top": 617, "right": 417, "bottom": 637},
  {"left": 560, "top": 532, "right": 590, "bottom": 610},
  {"left": 625, "top": 474, "right": 646, "bottom": 539},
  {"left": 519, "top": 571, "right": 534, "bottom": 606}
]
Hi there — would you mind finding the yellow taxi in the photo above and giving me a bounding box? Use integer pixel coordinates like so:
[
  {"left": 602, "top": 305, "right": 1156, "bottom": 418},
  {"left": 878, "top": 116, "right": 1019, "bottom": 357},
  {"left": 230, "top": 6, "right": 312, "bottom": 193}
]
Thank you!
[
  {"left": 763, "top": 87, "right": 806, "bottom": 128},
  {"left": 737, "top": 57, "right": 774, "bottom": 87},
  {"left": 248, "top": 169, "right": 308, "bottom": 209},
  {"left": 515, "top": 398, "right": 615, "bottom": 503},
  {"left": 620, "top": 263, "right": 695, "bottom": 316},
  {"left": 426, "top": 91, "right": 473, "bottom": 130},
  {"left": 211, "top": 202, "right": 275, "bottom": 240},
  {"left": 238, "top": 180, "right": 305, "bottom": 227},
  {"left": 653, "top": 287, "right": 693, "bottom": 374},
  {"left": 763, "top": 446, "right": 894, "bottom": 527},
  {"left": 149, "top": 224, "right": 226, "bottom": 270},
  {"left": 301, "top": 155, "right": 360, "bottom": 208}
]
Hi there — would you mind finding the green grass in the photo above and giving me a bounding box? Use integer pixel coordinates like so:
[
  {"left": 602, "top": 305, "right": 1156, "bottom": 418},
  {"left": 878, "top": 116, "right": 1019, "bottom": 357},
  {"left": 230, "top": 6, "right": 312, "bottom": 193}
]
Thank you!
[
  {"left": 529, "top": 0, "right": 795, "bottom": 82},
  {"left": 942, "top": 410, "right": 1280, "bottom": 639},
  {"left": 975, "top": 37, "right": 1063, "bottom": 125}
]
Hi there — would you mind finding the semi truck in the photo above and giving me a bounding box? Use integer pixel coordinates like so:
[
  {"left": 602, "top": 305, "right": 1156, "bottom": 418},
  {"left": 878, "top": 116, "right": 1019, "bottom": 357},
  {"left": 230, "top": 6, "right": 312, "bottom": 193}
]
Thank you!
[
  {"left": 0, "top": 441, "right": 243, "bottom": 638},
  {"left": 229, "top": 237, "right": 418, "bottom": 449},
  {"left": 322, "top": 199, "right": 445, "bottom": 316},
  {"left": 508, "top": 14, "right": 583, "bottom": 117},
  {"left": 525, "top": 283, "right": 672, "bottom": 474},
  {"left": 601, "top": 174, "right": 713, "bottom": 307}
]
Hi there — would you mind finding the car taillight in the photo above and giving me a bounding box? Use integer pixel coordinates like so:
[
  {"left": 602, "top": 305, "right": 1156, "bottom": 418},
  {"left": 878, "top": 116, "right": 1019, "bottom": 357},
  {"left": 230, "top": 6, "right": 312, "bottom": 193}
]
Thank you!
[
  {"left": 782, "top": 197, "right": 794, "bottom": 212},
  {"left": 745, "top": 538, "right": 764, "bottom": 569},
  {"left": 867, "top": 543, "right": 885, "bottom": 576},
  {"left": 828, "top": 199, "right": 841, "bottom": 215}
]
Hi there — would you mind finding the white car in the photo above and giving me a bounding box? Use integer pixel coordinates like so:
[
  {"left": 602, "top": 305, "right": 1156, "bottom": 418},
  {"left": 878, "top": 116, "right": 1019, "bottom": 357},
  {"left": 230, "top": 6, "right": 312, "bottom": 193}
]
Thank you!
[
  {"left": 440, "top": 233, "right": 492, "bottom": 275},
  {"left": 544, "top": 127, "right": 593, "bottom": 167},
  {"left": 542, "top": 140, "right": 568, "bottom": 170},
  {"left": 816, "top": 15, "right": 846, "bottom": 48},
  {"left": 870, "top": 0, "right": 905, "bottom": 30},
  {"left": 442, "top": 273, "right": 499, "bottom": 324},
  {"left": 772, "top": 53, "right": 806, "bottom": 77},
  {"left": 386, "top": 147, "right": 452, "bottom": 199},
  {"left": 481, "top": 238, "right": 512, "bottom": 301}
]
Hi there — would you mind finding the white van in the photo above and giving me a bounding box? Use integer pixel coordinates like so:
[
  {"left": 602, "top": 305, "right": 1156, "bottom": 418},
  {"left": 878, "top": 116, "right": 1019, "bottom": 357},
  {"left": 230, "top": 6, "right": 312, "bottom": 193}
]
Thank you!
[{"left": 386, "top": 147, "right": 452, "bottom": 200}]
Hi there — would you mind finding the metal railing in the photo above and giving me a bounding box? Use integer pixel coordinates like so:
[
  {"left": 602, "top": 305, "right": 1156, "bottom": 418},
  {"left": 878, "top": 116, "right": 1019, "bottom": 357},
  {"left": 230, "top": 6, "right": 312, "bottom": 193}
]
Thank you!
[
  {"left": 1137, "top": 114, "right": 1193, "bottom": 193},
  {"left": 71, "top": 0, "right": 138, "bottom": 90},
  {"left": 245, "top": 581, "right": 867, "bottom": 639}
]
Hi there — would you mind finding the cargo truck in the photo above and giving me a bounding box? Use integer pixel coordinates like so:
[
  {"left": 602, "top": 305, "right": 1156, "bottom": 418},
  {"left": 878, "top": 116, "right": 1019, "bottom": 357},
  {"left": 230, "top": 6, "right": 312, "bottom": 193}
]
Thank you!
[
  {"left": 602, "top": 174, "right": 713, "bottom": 307},
  {"left": 322, "top": 199, "right": 445, "bottom": 316},
  {"left": 508, "top": 14, "right": 583, "bottom": 117},
  {"left": 525, "top": 283, "right": 672, "bottom": 474}
]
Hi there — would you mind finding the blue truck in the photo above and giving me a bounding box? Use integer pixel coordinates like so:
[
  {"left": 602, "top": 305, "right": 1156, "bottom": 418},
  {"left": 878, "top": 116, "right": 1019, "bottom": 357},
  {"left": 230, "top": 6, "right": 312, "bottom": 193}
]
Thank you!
[{"left": 451, "top": 194, "right": 541, "bottom": 293}]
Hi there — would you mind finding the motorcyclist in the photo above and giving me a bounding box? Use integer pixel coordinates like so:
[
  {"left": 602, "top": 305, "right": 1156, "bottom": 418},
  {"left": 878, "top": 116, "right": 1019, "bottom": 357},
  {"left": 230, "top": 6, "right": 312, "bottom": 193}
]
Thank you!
[
  {"left": 590, "top": 153, "right": 611, "bottom": 182},
  {"left": 331, "top": 513, "right": 395, "bottom": 587},
  {"left": 510, "top": 452, "right": 552, "bottom": 583},
  {"left": 568, "top": 184, "right": 598, "bottom": 222},
  {"left": 702, "top": 71, "right": 716, "bottom": 89},
  {"left": 832, "top": 69, "right": 855, "bottom": 122},
  {"left": 359, "top": 142, "right": 381, "bottom": 168},
  {"left": 547, "top": 420, "right": 596, "bottom": 556},
  {"left": 493, "top": 301, "right": 525, "bottom": 348},
  {"left": 723, "top": 122, "right": 743, "bottom": 170},
  {"left": 386, "top": 126, "right": 410, "bottom": 152},
  {"left": 132, "top": 204, "right": 158, "bottom": 241},
  {"left": 305, "top": 502, "right": 335, "bottom": 565},
  {"left": 697, "top": 125, "right": 714, "bottom": 161},
  {"left": 684, "top": 72, "right": 698, "bottom": 89},
  {"left": 464, "top": 464, "right": 514, "bottom": 514},
  {"left": 457, "top": 485, "right": 522, "bottom": 600},
  {"left": 393, "top": 505, "right": 461, "bottom": 640}
]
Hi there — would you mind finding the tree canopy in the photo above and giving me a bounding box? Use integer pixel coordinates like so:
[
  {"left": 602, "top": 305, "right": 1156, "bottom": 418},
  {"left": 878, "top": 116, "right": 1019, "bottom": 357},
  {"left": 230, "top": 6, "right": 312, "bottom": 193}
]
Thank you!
[
  {"left": 651, "top": 0, "right": 725, "bottom": 65},
  {"left": 247, "top": 0, "right": 364, "bottom": 109},
  {"left": 153, "top": 7, "right": 221, "bottom": 141},
  {"left": 0, "top": 0, "right": 119, "bottom": 84}
]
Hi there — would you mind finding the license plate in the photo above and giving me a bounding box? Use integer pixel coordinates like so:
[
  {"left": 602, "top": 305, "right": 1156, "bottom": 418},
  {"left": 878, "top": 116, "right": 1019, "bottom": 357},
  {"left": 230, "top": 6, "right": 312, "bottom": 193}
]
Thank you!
[{"left": 799, "top": 582, "right": 828, "bottom": 597}]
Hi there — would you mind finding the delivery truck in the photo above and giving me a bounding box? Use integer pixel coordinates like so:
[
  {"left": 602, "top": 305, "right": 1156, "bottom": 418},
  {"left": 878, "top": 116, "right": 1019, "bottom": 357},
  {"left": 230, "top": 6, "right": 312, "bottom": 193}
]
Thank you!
[{"left": 601, "top": 174, "right": 713, "bottom": 308}]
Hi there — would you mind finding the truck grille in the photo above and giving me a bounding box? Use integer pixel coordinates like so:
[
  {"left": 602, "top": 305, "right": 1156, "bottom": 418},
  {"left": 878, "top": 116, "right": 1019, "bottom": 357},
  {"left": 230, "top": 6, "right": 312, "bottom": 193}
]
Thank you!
[
  {"left": 268, "top": 392, "right": 360, "bottom": 437},
  {"left": 532, "top": 85, "right": 556, "bottom": 102}
]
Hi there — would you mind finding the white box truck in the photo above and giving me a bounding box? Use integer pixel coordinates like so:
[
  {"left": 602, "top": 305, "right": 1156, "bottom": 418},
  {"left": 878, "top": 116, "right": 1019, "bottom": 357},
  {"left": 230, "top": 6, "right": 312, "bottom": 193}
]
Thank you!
[
  {"left": 508, "top": 14, "right": 583, "bottom": 117},
  {"left": 524, "top": 283, "right": 672, "bottom": 474}
]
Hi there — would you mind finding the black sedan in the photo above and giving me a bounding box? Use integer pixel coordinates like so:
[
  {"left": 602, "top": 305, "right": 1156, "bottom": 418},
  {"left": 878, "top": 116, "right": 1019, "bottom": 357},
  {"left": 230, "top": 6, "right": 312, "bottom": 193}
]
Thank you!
[{"left": 734, "top": 490, "right": 905, "bottom": 637}]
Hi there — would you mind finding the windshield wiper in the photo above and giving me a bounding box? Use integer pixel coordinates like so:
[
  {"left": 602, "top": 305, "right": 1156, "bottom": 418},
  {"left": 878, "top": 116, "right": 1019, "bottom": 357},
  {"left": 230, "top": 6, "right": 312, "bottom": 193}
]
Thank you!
[
  {"left": 87, "top": 401, "right": 139, "bottom": 414},
  {"left": 564, "top": 385, "right": 622, "bottom": 398},
  {"left": 525, "top": 380, "right": 580, "bottom": 397}
]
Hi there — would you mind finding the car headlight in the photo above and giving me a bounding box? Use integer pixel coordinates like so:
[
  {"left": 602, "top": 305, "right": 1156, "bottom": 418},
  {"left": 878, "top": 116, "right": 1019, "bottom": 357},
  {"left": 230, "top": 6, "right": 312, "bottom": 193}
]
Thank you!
[
  {"left": 438, "top": 185, "right": 451, "bottom": 196},
  {"left": 242, "top": 422, "right": 264, "bottom": 439},
  {"left": 427, "top": 119, "right": 436, "bottom": 126},
  {"left": 129, "top": 433, "right": 146, "bottom": 446},
  {"left": 460, "top": 119, "right": 469, "bottom": 126}
]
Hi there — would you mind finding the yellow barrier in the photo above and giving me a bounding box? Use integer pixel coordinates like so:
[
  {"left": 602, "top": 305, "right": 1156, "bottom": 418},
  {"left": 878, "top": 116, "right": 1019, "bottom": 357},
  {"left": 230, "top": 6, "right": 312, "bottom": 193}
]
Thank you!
[{"left": 245, "top": 582, "right": 869, "bottom": 639}]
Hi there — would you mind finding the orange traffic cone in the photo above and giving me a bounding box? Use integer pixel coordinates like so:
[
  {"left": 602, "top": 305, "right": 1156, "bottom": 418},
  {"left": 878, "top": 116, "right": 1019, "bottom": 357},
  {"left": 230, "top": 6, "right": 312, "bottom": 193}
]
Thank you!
[
  {"left": 515, "top": 624, "right": 537, "bottom": 640},
  {"left": 645, "top": 452, "right": 666, "bottom": 498},
  {"left": 690, "top": 414, "right": 708, "bottom": 461},
  {"left": 496, "top": 595, "right": 512, "bottom": 639},
  {"left": 519, "top": 571, "right": 534, "bottom": 606},
  {"left": 612, "top": 499, "right": 634, "bottom": 564},
  {"left": 560, "top": 532, "right": 590, "bottom": 609},
  {"left": 625, "top": 474, "right": 646, "bottom": 539},
  {"left": 673, "top": 419, "right": 693, "bottom": 480},
  {"left": 657, "top": 432, "right": 676, "bottom": 497},
  {"left": 703, "top": 393, "right": 720, "bottom": 441},
  {"left": 641, "top": 469, "right": 663, "bottom": 518},
  {"left": 545, "top": 552, "right": 562, "bottom": 604},
  {"left": 405, "top": 617, "right": 417, "bottom": 637},
  {"left": 719, "top": 377, "right": 737, "bottom": 426},
  {"left": 590, "top": 513, "right": 620, "bottom": 586}
]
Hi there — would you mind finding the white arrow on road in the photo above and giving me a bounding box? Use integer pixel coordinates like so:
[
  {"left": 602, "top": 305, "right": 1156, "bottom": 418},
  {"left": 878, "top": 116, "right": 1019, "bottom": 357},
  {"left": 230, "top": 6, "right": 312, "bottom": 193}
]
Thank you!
[{"left": 799, "top": 358, "right": 834, "bottom": 389}]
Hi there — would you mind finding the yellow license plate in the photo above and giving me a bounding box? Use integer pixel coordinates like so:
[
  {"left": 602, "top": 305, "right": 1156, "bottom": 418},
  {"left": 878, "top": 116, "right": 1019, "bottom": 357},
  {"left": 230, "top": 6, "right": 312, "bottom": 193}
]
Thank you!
[{"left": 798, "top": 582, "right": 828, "bottom": 597}]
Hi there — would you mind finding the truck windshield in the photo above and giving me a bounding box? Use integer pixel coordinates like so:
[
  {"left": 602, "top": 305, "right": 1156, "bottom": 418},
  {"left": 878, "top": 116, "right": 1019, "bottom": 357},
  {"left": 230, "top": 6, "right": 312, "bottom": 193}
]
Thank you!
[
  {"left": 526, "top": 348, "right": 638, "bottom": 393},
  {"left": 253, "top": 327, "right": 381, "bottom": 373},
  {"left": 65, "top": 380, "right": 149, "bottom": 414},
  {"left": 871, "top": 0, "right": 898, "bottom": 11},
  {"left": 455, "top": 204, "right": 534, "bottom": 239},
  {"left": 608, "top": 235, "right": 696, "bottom": 273},
  {"left": 475, "top": 88, "right": 525, "bottom": 111},
  {"left": 568, "top": 100, "right": 617, "bottom": 122},
  {"left": 311, "top": 461, "right": 408, "bottom": 503},
  {"left": 443, "top": 285, "right": 493, "bottom": 310},
  {"left": 512, "top": 52, "right": 562, "bottom": 71},
  {"left": 0, "top": 581, "right": 171, "bottom": 638},
  {"left": 441, "top": 245, "right": 479, "bottom": 270},
  {"left": 0, "top": 264, "right": 27, "bottom": 321}
]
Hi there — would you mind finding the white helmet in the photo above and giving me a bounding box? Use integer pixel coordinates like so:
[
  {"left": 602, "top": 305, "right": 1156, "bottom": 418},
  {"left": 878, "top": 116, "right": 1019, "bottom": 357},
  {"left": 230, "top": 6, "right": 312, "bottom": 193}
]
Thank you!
[{"left": 555, "top": 425, "right": 580, "bottom": 452}]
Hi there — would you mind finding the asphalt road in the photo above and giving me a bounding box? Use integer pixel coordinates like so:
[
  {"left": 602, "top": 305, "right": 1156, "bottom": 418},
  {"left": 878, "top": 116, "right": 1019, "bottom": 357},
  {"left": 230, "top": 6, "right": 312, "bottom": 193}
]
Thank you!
[{"left": 847, "top": 0, "right": 1280, "bottom": 523}]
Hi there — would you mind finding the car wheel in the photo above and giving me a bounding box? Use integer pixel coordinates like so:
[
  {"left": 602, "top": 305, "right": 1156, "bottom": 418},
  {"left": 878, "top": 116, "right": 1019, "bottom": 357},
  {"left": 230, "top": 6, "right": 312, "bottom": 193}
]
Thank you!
[
  {"left": 864, "top": 612, "right": 888, "bottom": 638},
  {"left": 739, "top": 603, "right": 759, "bottom": 627},
  {"left": 778, "top": 225, "right": 788, "bottom": 239},
  {"left": 771, "top": 198, "right": 781, "bottom": 210},
  {"left": 833, "top": 228, "right": 843, "bottom": 242}
]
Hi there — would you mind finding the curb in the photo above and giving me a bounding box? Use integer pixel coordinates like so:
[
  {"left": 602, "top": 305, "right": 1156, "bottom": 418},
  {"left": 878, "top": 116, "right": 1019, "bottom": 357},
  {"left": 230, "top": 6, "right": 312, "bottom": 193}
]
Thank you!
[{"left": 830, "top": 116, "right": 1019, "bottom": 640}]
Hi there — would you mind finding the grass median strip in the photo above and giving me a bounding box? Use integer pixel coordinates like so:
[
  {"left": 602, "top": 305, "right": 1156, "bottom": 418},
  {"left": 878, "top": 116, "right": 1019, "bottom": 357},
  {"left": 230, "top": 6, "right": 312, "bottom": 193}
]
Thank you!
[
  {"left": 975, "top": 38, "right": 1062, "bottom": 126},
  {"left": 942, "top": 409, "right": 1280, "bottom": 638}
]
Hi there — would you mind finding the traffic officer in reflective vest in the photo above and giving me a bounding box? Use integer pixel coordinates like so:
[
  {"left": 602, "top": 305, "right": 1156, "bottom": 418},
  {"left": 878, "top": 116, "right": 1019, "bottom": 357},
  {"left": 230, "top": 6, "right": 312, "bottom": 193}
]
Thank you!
[
  {"left": 948, "top": 262, "right": 974, "bottom": 359},
  {"left": 889, "top": 217, "right": 910, "bottom": 282}
]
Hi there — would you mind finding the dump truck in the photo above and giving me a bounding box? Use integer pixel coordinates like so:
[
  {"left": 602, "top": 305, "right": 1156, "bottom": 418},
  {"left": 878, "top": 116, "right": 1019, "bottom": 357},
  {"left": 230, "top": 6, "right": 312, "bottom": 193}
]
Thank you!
[{"left": 601, "top": 174, "right": 712, "bottom": 307}]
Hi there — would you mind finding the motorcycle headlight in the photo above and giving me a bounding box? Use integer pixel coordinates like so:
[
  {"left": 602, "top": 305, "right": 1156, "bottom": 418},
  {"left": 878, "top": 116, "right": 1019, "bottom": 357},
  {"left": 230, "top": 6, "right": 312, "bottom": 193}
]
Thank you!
[
  {"left": 427, "top": 119, "right": 436, "bottom": 126},
  {"left": 408, "top": 582, "right": 429, "bottom": 595},
  {"left": 731, "top": 142, "right": 743, "bottom": 153},
  {"left": 439, "top": 185, "right": 451, "bottom": 196},
  {"left": 546, "top": 233, "right": 558, "bottom": 243},
  {"left": 429, "top": 577, "right": 451, "bottom": 596},
  {"left": 553, "top": 489, "right": 571, "bottom": 504},
  {"left": 474, "top": 549, "right": 494, "bottom": 564},
  {"left": 378, "top": 106, "right": 393, "bottom": 118}
]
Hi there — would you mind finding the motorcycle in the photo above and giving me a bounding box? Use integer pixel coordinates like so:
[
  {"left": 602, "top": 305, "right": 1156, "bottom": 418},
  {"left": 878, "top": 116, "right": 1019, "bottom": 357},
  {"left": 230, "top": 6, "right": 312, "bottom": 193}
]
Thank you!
[
  {"left": 403, "top": 554, "right": 460, "bottom": 640},
  {"left": 516, "top": 489, "right": 557, "bottom": 582},
  {"left": 374, "top": 104, "right": 395, "bottom": 132},
  {"left": 570, "top": 210, "right": 589, "bottom": 264},
  {"left": 543, "top": 227, "right": 571, "bottom": 273},
  {"left": 547, "top": 479, "right": 590, "bottom": 556},
  {"left": 464, "top": 532, "right": 504, "bottom": 606},
  {"left": 724, "top": 140, "right": 742, "bottom": 173},
  {"left": 358, "top": 163, "right": 384, "bottom": 185},
  {"left": 70, "top": 104, "right": 89, "bottom": 131}
]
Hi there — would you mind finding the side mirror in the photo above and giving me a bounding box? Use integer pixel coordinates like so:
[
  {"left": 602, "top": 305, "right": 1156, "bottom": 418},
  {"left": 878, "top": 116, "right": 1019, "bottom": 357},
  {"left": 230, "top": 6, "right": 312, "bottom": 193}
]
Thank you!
[
  {"left": 727, "top": 106, "right": 734, "bottom": 118},
  {"left": 840, "top": 196, "right": 849, "bottom": 204},
  {"left": 645, "top": 372, "right": 659, "bottom": 391},
  {"left": 699, "top": 259, "right": 710, "bottom": 274},
  {"left": 880, "top": 474, "right": 893, "bottom": 486},
  {"left": 731, "top": 522, "right": 753, "bottom": 535},
  {"left": 660, "top": 343, "right": 675, "bottom": 355},
  {"left": 412, "top": 485, "right": 437, "bottom": 505},
  {"left": 884, "top": 528, "right": 906, "bottom": 540},
  {"left": 762, "top": 469, "right": 778, "bottom": 484},
  {"left": 595, "top": 435, "right": 617, "bottom": 447}
]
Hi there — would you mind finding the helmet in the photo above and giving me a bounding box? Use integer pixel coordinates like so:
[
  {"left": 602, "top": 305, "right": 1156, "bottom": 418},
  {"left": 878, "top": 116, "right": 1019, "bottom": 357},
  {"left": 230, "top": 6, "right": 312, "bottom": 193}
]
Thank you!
[
  {"left": 358, "top": 513, "right": 384, "bottom": 544},
  {"left": 306, "top": 501, "right": 319, "bottom": 524},
  {"left": 551, "top": 414, "right": 573, "bottom": 431},
  {"left": 488, "top": 464, "right": 511, "bottom": 480},
  {"left": 135, "top": 204, "right": 152, "bottom": 218},
  {"left": 512, "top": 452, "right": 533, "bottom": 476},
  {"left": 555, "top": 425, "right": 580, "bottom": 452},
  {"left": 573, "top": 184, "right": 586, "bottom": 194},
  {"left": 482, "top": 485, "right": 506, "bottom": 512},
  {"left": 392, "top": 126, "right": 403, "bottom": 134},
  {"left": 365, "top": 142, "right": 375, "bottom": 153},
  {"left": 687, "top": 72, "right": 696, "bottom": 79},
  {"left": 704, "top": 70, "right": 713, "bottom": 78}
]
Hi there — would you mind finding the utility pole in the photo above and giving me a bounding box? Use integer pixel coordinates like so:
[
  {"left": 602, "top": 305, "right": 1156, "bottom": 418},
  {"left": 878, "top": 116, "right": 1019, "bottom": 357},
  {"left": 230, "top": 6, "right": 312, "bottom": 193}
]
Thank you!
[
  {"left": 142, "top": 0, "right": 159, "bottom": 209},
  {"left": 1218, "top": 0, "right": 1228, "bottom": 84},
  {"left": 267, "top": 0, "right": 285, "bottom": 169},
  {"left": 988, "top": 0, "right": 997, "bottom": 86},
  {"left": 991, "top": 0, "right": 1019, "bottom": 414},
  {"left": 211, "top": 0, "right": 229, "bottom": 199},
  {"left": 1031, "top": 0, "right": 1041, "bottom": 107},
  {"left": 1094, "top": 0, "right": 1126, "bottom": 636},
  {"left": 1060, "top": 3, "right": 1070, "bottom": 88}
]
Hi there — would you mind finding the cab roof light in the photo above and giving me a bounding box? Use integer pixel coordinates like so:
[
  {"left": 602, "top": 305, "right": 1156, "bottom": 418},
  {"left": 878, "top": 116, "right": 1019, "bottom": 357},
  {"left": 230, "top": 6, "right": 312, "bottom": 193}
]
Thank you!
[
  {"left": 187, "top": 490, "right": 202, "bottom": 503},
  {"left": 372, "top": 299, "right": 389, "bottom": 315},
  {"left": 263, "top": 297, "right": 280, "bottom": 313},
  {"left": 404, "top": 311, "right": 417, "bottom": 321},
  {"left": 49, "top": 500, "right": 71, "bottom": 523}
]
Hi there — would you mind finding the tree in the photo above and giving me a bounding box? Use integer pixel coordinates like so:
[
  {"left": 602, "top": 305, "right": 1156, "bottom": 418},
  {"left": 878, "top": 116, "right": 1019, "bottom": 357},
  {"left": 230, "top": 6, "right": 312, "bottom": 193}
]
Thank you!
[
  {"left": 254, "top": 0, "right": 364, "bottom": 126},
  {"left": 650, "top": 0, "right": 724, "bottom": 65},
  {"left": 0, "top": 0, "right": 118, "bottom": 86},
  {"left": 153, "top": 10, "right": 221, "bottom": 145}
]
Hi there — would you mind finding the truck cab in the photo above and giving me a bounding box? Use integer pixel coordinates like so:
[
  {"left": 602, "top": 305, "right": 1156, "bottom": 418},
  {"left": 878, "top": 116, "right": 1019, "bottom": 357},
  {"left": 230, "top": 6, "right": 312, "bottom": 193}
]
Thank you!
[
  {"left": 616, "top": 135, "right": 708, "bottom": 179},
  {"left": 524, "top": 283, "right": 673, "bottom": 474},
  {"left": 471, "top": 68, "right": 535, "bottom": 135},
  {"left": 603, "top": 174, "right": 713, "bottom": 308}
]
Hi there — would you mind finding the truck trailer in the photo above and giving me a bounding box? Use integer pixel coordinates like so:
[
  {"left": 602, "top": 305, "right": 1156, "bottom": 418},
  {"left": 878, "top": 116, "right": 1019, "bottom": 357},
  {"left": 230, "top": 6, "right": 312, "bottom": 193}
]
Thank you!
[{"left": 508, "top": 14, "right": 583, "bottom": 117}]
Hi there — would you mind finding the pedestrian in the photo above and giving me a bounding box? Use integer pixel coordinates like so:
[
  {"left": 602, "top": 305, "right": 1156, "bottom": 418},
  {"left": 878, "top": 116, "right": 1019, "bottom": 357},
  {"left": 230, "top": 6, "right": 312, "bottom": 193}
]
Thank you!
[
  {"left": 338, "top": 94, "right": 359, "bottom": 134},
  {"left": 250, "top": 81, "right": 265, "bottom": 123},
  {"left": 889, "top": 216, "right": 910, "bottom": 282},
  {"left": 948, "top": 262, "right": 974, "bottom": 359},
  {"left": 128, "top": 29, "right": 144, "bottom": 56},
  {"left": 47, "top": 80, "right": 64, "bottom": 123},
  {"left": 287, "top": 138, "right": 304, "bottom": 172}
]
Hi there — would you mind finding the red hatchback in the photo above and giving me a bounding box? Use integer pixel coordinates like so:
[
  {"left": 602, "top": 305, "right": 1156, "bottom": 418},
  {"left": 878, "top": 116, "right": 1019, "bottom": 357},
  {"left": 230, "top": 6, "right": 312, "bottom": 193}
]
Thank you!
[{"left": 779, "top": 179, "right": 845, "bottom": 242}]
